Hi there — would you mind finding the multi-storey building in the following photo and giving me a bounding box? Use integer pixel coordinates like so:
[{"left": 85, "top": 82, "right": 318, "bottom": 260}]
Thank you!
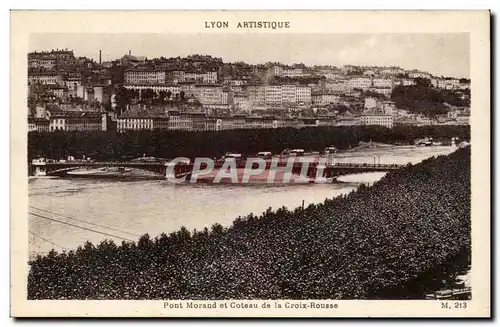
[
  {"left": 117, "top": 106, "right": 169, "bottom": 132},
  {"left": 205, "top": 71, "right": 218, "bottom": 83},
  {"left": 379, "top": 67, "right": 405, "bottom": 76},
  {"left": 372, "top": 77, "right": 393, "bottom": 88},
  {"left": 295, "top": 86, "right": 312, "bottom": 104},
  {"left": 28, "top": 117, "right": 51, "bottom": 132},
  {"left": 364, "top": 97, "right": 378, "bottom": 110},
  {"left": 28, "top": 72, "right": 64, "bottom": 85},
  {"left": 265, "top": 85, "right": 283, "bottom": 104},
  {"left": 167, "top": 111, "right": 194, "bottom": 131},
  {"left": 28, "top": 50, "right": 75, "bottom": 69},
  {"left": 233, "top": 93, "right": 251, "bottom": 112},
  {"left": 347, "top": 77, "right": 372, "bottom": 90},
  {"left": 124, "top": 68, "right": 167, "bottom": 85},
  {"left": 336, "top": 112, "right": 356, "bottom": 126},
  {"left": 49, "top": 111, "right": 107, "bottom": 131},
  {"left": 356, "top": 113, "right": 394, "bottom": 128},
  {"left": 395, "top": 79, "right": 416, "bottom": 86},
  {"left": 439, "top": 78, "right": 461, "bottom": 90},
  {"left": 117, "top": 116, "right": 169, "bottom": 132},
  {"left": 245, "top": 117, "right": 276, "bottom": 129},
  {"left": 183, "top": 71, "right": 218, "bottom": 84},
  {"left": 408, "top": 71, "right": 432, "bottom": 79},
  {"left": 248, "top": 85, "right": 266, "bottom": 105},
  {"left": 270, "top": 65, "right": 283, "bottom": 76},
  {"left": 311, "top": 92, "right": 340, "bottom": 105},
  {"left": 282, "top": 85, "right": 296, "bottom": 103},
  {"left": 282, "top": 68, "right": 304, "bottom": 78},
  {"left": 123, "top": 84, "right": 182, "bottom": 98},
  {"left": 193, "top": 84, "right": 224, "bottom": 105},
  {"left": 247, "top": 85, "right": 312, "bottom": 105}
]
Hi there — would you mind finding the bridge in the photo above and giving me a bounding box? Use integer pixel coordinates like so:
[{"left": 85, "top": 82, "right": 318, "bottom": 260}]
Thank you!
[{"left": 31, "top": 158, "right": 403, "bottom": 181}]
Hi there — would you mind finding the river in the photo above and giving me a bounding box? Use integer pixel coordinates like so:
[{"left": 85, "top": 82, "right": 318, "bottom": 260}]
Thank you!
[{"left": 28, "top": 145, "right": 457, "bottom": 255}]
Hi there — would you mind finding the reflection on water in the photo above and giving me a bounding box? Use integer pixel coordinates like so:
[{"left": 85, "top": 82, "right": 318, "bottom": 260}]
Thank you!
[{"left": 28, "top": 146, "right": 457, "bottom": 254}]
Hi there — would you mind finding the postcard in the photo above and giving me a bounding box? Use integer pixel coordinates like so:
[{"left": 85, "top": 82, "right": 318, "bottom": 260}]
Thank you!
[{"left": 10, "top": 10, "right": 490, "bottom": 317}]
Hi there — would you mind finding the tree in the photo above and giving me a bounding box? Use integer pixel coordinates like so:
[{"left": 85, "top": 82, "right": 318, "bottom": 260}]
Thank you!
[
  {"left": 180, "top": 91, "right": 185, "bottom": 100},
  {"left": 158, "top": 91, "right": 167, "bottom": 104},
  {"left": 113, "top": 86, "right": 132, "bottom": 114},
  {"left": 166, "top": 91, "right": 172, "bottom": 100},
  {"left": 414, "top": 77, "right": 431, "bottom": 87}
]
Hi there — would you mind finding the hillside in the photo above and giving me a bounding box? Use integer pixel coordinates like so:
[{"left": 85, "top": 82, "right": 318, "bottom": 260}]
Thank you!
[{"left": 391, "top": 84, "right": 470, "bottom": 117}]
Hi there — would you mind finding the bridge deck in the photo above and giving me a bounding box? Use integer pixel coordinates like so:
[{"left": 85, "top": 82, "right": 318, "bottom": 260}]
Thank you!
[{"left": 37, "top": 161, "right": 403, "bottom": 169}]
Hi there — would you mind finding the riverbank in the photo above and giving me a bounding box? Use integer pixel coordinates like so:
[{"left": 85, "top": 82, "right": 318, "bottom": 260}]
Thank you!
[
  {"left": 28, "top": 125, "right": 470, "bottom": 162},
  {"left": 28, "top": 146, "right": 470, "bottom": 300}
]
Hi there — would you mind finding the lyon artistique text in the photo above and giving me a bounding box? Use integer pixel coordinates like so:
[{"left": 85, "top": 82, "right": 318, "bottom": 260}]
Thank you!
[{"left": 204, "top": 21, "right": 291, "bottom": 29}]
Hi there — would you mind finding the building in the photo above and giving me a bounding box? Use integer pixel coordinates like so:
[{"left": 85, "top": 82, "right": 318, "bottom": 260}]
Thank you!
[
  {"left": 456, "top": 115, "right": 470, "bottom": 125},
  {"left": 123, "top": 84, "right": 182, "bottom": 99},
  {"left": 364, "top": 98, "right": 378, "bottom": 110},
  {"left": 275, "top": 118, "right": 301, "bottom": 128},
  {"left": 49, "top": 111, "right": 107, "bottom": 131},
  {"left": 312, "top": 92, "right": 340, "bottom": 105},
  {"left": 270, "top": 65, "right": 283, "bottom": 76},
  {"left": 183, "top": 71, "right": 218, "bottom": 84},
  {"left": 117, "top": 108, "right": 169, "bottom": 132},
  {"left": 336, "top": 112, "right": 356, "bottom": 126},
  {"left": 93, "top": 86, "right": 113, "bottom": 105},
  {"left": 233, "top": 93, "right": 251, "bottom": 112},
  {"left": 193, "top": 84, "right": 224, "bottom": 105},
  {"left": 124, "top": 68, "right": 167, "bottom": 85},
  {"left": 396, "top": 79, "right": 416, "bottom": 86},
  {"left": 380, "top": 101, "right": 396, "bottom": 115},
  {"left": 47, "top": 85, "right": 67, "bottom": 99},
  {"left": 248, "top": 85, "right": 266, "bottom": 105},
  {"left": 282, "top": 67, "right": 304, "bottom": 78},
  {"left": 372, "top": 77, "right": 393, "bottom": 88},
  {"left": 408, "top": 71, "right": 432, "bottom": 79},
  {"left": 295, "top": 86, "right": 312, "bottom": 104},
  {"left": 28, "top": 117, "right": 50, "bottom": 132},
  {"left": 247, "top": 85, "right": 312, "bottom": 106},
  {"left": 28, "top": 50, "right": 75, "bottom": 69},
  {"left": 348, "top": 77, "right": 372, "bottom": 90},
  {"left": 28, "top": 72, "right": 63, "bottom": 85},
  {"left": 244, "top": 117, "right": 276, "bottom": 129},
  {"left": 435, "top": 78, "right": 461, "bottom": 90},
  {"left": 416, "top": 115, "right": 433, "bottom": 126},
  {"left": 459, "top": 80, "right": 471, "bottom": 90},
  {"left": 356, "top": 113, "right": 394, "bottom": 128},
  {"left": 379, "top": 67, "right": 405, "bottom": 76},
  {"left": 205, "top": 71, "right": 218, "bottom": 83}
]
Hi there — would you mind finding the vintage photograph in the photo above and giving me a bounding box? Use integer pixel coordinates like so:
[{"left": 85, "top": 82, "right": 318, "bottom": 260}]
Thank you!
[{"left": 11, "top": 11, "right": 490, "bottom": 317}]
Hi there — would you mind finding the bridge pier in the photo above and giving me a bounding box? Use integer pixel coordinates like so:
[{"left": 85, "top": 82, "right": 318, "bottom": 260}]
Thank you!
[{"left": 32, "top": 158, "right": 47, "bottom": 176}]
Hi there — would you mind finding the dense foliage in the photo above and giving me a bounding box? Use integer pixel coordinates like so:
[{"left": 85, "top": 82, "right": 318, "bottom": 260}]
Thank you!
[
  {"left": 28, "top": 125, "right": 470, "bottom": 161},
  {"left": 28, "top": 147, "right": 471, "bottom": 299},
  {"left": 391, "top": 84, "right": 470, "bottom": 117}
]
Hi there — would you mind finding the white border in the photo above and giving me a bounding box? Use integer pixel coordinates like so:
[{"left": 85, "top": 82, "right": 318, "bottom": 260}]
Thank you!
[{"left": 3, "top": 2, "right": 497, "bottom": 325}]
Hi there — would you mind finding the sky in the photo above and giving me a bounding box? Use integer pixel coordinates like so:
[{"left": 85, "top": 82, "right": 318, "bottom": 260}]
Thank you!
[{"left": 30, "top": 33, "right": 470, "bottom": 78}]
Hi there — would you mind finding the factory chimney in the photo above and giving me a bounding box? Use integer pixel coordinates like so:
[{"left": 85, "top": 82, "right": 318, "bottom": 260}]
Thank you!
[
  {"left": 99, "top": 50, "right": 102, "bottom": 64},
  {"left": 129, "top": 50, "right": 131, "bottom": 56}
]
